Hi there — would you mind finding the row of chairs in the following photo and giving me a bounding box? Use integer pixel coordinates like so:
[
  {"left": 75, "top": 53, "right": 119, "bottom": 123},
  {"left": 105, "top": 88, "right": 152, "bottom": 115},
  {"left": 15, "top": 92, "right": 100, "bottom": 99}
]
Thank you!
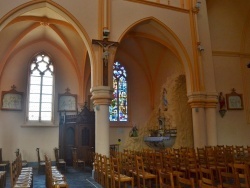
[
  {"left": 36, "top": 147, "right": 67, "bottom": 174},
  {"left": 94, "top": 152, "right": 158, "bottom": 188},
  {"left": 44, "top": 154, "right": 69, "bottom": 188},
  {"left": 10, "top": 153, "right": 33, "bottom": 188},
  {"left": 95, "top": 151, "right": 240, "bottom": 188},
  {"left": 109, "top": 146, "right": 250, "bottom": 188}
]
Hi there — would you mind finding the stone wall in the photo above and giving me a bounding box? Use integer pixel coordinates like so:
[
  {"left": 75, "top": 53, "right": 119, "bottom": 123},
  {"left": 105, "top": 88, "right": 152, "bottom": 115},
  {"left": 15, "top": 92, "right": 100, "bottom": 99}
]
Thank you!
[{"left": 124, "top": 74, "right": 193, "bottom": 150}]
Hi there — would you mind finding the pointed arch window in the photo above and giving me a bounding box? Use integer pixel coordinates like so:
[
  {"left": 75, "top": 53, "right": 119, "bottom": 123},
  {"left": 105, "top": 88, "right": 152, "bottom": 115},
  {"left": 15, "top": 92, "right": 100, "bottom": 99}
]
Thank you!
[
  {"left": 109, "top": 62, "right": 128, "bottom": 122},
  {"left": 27, "top": 52, "right": 54, "bottom": 122}
]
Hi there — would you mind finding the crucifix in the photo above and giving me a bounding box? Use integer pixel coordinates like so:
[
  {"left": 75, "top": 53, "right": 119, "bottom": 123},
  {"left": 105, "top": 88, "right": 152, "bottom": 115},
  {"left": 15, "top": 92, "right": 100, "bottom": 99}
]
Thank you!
[{"left": 92, "top": 29, "right": 119, "bottom": 86}]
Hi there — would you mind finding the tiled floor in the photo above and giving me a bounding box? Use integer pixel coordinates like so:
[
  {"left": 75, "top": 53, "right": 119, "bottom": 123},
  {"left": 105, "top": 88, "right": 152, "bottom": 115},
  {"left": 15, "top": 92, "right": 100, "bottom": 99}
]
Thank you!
[{"left": 4, "top": 166, "right": 102, "bottom": 188}]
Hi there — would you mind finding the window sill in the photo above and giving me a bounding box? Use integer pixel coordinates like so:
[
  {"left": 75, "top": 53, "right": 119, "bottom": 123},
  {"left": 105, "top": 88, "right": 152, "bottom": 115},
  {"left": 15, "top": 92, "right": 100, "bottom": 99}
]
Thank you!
[{"left": 21, "top": 121, "right": 59, "bottom": 127}]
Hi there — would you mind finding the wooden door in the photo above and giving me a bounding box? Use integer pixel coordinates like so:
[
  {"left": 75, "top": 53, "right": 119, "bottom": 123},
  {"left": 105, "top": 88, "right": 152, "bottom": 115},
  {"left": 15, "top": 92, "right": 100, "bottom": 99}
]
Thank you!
[
  {"left": 64, "top": 125, "right": 76, "bottom": 165},
  {"left": 77, "top": 124, "right": 95, "bottom": 162},
  {"left": 59, "top": 105, "right": 95, "bottom": 166}
]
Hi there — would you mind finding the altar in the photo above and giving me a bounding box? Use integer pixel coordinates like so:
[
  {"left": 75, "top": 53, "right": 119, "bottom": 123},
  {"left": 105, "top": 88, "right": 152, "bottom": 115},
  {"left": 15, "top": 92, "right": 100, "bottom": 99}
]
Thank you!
[
  {"left": 144, "top": 109, "right": 177, "bottom": 149},
  {"left": 144, "top": 129, "right": 177, "bottom": 149}
]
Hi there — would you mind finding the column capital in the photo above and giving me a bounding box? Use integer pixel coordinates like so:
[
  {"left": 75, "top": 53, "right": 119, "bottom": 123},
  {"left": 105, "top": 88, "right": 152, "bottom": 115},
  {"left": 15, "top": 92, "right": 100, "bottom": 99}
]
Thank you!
[
  {"left": 90, "top": 86, "right": 113, "bottom": 106},
  {"left": 187, "top": 92, "right": 218, "bottom": 108}
]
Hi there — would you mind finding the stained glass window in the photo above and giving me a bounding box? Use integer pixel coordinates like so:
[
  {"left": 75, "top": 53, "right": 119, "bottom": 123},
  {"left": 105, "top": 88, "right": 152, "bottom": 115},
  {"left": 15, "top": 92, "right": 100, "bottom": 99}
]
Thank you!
[
  {"left": 28, "top": 53, "right": 54, "bottom": 121},
  {"left": 109, "top": 62, "right": 128, "bottom": 122}
]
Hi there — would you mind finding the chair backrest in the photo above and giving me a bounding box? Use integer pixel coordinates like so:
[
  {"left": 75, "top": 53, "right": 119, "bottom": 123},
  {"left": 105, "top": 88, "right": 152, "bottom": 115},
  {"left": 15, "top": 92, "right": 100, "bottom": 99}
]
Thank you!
[
  {"left": 111, "top": 157, "right": 121, "bottom": 176},
  {"left": 233, "top": 163, "right": 250, "bottom": 188},
  {"left": 177, "top": 176, "right": 195, "bottom": 188},
  {"left": 159, "top": 171, "right": 175, "bottom": 188},
  {"left": 0, "top": 148, "right": 2, "bottom": 163},
  {"left": 135, "top": 155, "right": 145, "bottom": 174},
  {"left": 36, "top": 148, "right": 41, "bottom": 163},
  {"left": 54, "top": 148, "right": 59, "bottom": 162},
  {"left": 197, "top": 147, "right": 207, "bottom": 167},
  {"left": 199, "top": 180, "right": 218, "bottom": 188},
  {"left": 155, "top": 152, "right": 163, "bottom": 171},
  {"left": 199, "top": 167, "right": 215, "bottom": 186},
  {"left": 218, "top": 170, "right": 240, "bottom": 188}
]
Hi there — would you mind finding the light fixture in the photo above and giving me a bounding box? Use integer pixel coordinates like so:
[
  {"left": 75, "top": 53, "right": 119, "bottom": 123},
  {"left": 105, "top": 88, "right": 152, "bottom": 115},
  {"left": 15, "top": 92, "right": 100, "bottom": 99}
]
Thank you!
[
  {"left": 197, "top": 42, "right": 204, "bottom": 52},
  {"left": 193, "top": 1, "right": 201, "bottom": 13},
  {"left": 195, "top": 1, "right": 201, "bottom": 9},
  {"left": 103, "top": 27, "right": 110, "bottom": 39}
]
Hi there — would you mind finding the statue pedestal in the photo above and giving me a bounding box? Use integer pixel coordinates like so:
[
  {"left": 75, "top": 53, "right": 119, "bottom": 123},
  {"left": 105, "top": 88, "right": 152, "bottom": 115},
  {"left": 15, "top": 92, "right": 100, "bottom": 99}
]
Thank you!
[{"left": 144, "top": 136, "right": 176, "bottom": 149}]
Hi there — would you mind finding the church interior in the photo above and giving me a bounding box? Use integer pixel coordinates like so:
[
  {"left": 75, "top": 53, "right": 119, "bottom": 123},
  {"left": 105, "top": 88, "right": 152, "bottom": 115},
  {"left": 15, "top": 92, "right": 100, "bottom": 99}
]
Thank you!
[{"left": 0, "top": 0, "right": 250, "bottom": 187}]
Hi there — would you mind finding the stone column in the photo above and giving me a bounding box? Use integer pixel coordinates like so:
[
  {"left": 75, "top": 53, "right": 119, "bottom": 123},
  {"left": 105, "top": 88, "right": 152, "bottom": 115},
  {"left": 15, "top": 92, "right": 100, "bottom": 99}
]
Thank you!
[
  {"left": 205, "top": 93, "right": 218, "bottom": 146},
  {"left": 90, "top": 86, "right": 113, "bottom": 156},
  {"left": 188, "top": 92, "right": 218, "bottom": 148},
  {"left": 191, "top": 107, "right": 207, "bottom": 148},
  {"left": 188, "top": 92, "right": 207, "bottom": 148}
]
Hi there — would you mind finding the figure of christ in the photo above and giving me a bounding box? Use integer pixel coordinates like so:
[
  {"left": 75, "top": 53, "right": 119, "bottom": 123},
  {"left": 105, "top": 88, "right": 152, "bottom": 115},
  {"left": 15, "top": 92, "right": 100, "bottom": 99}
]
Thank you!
[{"left": 92, "top": 38, "right": 119, "bottom": 86}]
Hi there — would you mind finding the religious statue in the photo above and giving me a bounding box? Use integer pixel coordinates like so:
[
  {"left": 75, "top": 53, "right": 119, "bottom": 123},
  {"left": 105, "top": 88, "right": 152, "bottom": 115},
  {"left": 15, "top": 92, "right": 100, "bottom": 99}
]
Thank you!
[
  {"left": 218, "top": 92, "right": 227, "bottom": 117},
  {"left": 162, "top": 88, "right": 168, "bottom": 111},
  {"left": 92, "top": 28, "right": 119, "bottom": 86},
  {"left": 219, "top": 92, "right": 226, "bottom": 110},
  {"left": 129, "top": 126, "right": 138, "bottom": 137},
  {"left": 95, "top": 41, "right": 117, "bottom": 66}
]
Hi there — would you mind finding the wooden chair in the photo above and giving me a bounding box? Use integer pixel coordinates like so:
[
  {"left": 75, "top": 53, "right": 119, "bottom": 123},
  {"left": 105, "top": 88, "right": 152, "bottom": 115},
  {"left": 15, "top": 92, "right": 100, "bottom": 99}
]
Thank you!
[
  {"left": 54, "top": 147, "right": 66, "bottom": 171},
  {"left": 178, "top": 152, "right": 188, "bottom": 177},
  {"left": 101, "top": 156, "right": 113, "bottom": 188},
  {"left": 197, "top": 147, "right": 207, "bottom": 168},
  {"left": 199, "top": 167, "right": 215, "bottom": 187},
  {"left": 124, "top": 153, "right": 136, "bottom": 177},
  {"left": 10, "top": 153, "right": 33, "bottom": 188},
  {"left": 159, "top": 170, "right": 175, "bottom": 188},
  {"left": 134, "top": 155, "right": 157, "bottom": 188},
  {"left": 15, "top": 149, "right": 28, "bottom": 168},
  {"left": 206, "top": 147, "right": 227, "bottom": 181},
  {"left": 111, "top": 156, "right": 134, "bottom": 188},
  {"left": 45, "top": 155, "right": 68, "bottom": 188},
  {"left": 0, "top": 148, "right": 8, "bottom": 171},
  {"left": 232, "top": 163, "right": 250, "bottom": 188},
  {"left": 198, "top": 180, "right": 218, "bottom": 188},
  {"left": 217, "top": 169, "right": 240, "bottom": 188},
  {"left": 86, "top": 147, "right": 95, "bottom": 166},
  {"left": 71, "top": 148, "right": 85, "bottom": 170},
  {"left": 36, "top": 148, "right": 45, "bottom": 173},
  {"left": 154, "top": 152, "right": 164, "bottom": 175},
  {"left": 186, "top": 149, "right": 200, "bottom": 184},
  {"left": 93, "top": 153, "right": 102, "bottom": 184},
  {"left": 177, "top": 176, "right": 195, "bottom": 188},
  {"left": 99, "top": 154, "right": 107, "bottom": 187},
  {"left": 0, "top": 171, "right": 6, "bottom": 188}
]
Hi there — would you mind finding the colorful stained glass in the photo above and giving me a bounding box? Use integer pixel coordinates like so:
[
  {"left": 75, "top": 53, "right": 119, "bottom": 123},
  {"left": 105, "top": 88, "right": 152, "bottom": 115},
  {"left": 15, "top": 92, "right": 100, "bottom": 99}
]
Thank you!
[{"left": 109, "top": 62, "right": 128, "bottom": 122}]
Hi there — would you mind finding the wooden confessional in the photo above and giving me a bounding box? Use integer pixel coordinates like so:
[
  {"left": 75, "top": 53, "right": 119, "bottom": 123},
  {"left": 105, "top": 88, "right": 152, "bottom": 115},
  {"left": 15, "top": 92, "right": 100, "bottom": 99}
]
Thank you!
[{"left": 59, "top": 104, "right": 95, "bottom": 165}]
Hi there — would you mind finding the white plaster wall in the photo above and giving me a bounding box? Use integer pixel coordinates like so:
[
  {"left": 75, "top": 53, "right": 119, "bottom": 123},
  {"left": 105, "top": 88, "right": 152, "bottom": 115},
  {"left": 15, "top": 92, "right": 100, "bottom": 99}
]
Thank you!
[
  {"left": 111, "top": 1, "right": 193, "bottom": 58},
  {"left": 0, "top": 41, "right": 79, "bottom": 162},
  {"left": 207, "top": 0, "right": 250, "bottom": 146},
  {"left": 214, "top": 56, "right": 250, "bottom": 145}
]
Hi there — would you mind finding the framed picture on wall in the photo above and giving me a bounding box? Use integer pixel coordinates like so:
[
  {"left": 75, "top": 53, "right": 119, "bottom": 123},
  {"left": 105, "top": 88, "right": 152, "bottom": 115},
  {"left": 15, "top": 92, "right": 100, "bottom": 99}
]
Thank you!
[
  {"left": 58, "top": 88, "right": 77, "bottom": 112},
  {"left": 1, "top": 85, "right": 23, "bottom": 111},
  {"left": 226, "top": 88, "right": 243, "bottom": 110}
]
